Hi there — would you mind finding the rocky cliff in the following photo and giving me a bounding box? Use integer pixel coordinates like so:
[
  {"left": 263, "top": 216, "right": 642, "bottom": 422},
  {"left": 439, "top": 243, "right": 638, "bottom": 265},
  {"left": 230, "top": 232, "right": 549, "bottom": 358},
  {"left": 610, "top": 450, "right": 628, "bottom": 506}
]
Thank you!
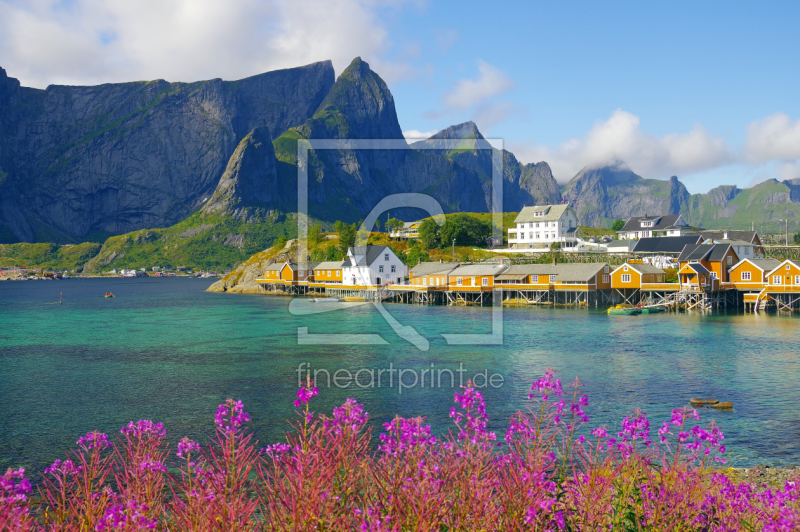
[
  {"left": 561, "top": 164, "right": 691, "bottom": 227},
  {"left": 0, "top": 61, "right": 334, "bottom": 243}
]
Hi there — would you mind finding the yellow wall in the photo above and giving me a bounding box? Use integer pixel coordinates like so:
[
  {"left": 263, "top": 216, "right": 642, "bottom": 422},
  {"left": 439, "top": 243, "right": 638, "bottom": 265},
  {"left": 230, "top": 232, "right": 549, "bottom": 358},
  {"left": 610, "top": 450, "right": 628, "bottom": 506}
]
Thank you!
[
  {"left": 610, "top": 265, "right": 641, "bottom": 289},
  {"left": 314, "top": 269, "right": 342, "bottom": 282}
]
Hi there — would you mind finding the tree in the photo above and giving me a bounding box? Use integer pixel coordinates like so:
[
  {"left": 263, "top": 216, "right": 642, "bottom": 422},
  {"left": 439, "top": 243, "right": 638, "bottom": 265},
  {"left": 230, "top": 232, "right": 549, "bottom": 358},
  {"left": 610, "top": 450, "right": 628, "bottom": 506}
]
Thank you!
[
  {"left": 405, "top": 246, "right": 430, "bottom": 266},
  {"left": 334, "top": 221, "right": 343, "bottom": 234},
  {"left": 308, "top": 223, "right": 322, "bottom": 246},
  {"left": 418, "top": 218, "right": 441, "bottom": 250},
  {"left": 438, "top": 214, "right": 491, "bottom": 248},
  {"left": 794, "top": 233, "right": 800, "bottom": 244},
  {"left": 339, "top": 223, "right": 357, "bottom": 254},
  {"left": 326, "top": 245, "right": 342, "bottom": 261},
  {"left": 386, "top": 217, "right": 404, "bottom": 235},
  {"left": 611, "top": 219, "right": 625, "bottom": 232},
  {"left": 374, "top": 219, "right": 381, "bottom": 231}
]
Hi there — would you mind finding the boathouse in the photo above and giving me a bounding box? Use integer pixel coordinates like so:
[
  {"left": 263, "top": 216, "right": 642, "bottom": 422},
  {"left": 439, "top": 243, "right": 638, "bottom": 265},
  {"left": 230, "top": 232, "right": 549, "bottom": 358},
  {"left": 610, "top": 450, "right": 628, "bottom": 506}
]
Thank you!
[
  {"left": 678, "top": 244, "right": 739, "bottom": 283},
  {"left": 313, "top": 261, "right": 345, "bottom": 284}
]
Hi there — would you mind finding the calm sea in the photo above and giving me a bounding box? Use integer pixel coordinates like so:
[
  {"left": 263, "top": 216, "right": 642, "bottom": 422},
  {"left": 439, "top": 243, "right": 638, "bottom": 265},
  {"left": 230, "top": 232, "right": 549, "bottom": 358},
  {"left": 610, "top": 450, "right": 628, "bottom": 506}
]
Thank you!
[{"left": 2, "top": 277, "right": 800, "bottom": 474}]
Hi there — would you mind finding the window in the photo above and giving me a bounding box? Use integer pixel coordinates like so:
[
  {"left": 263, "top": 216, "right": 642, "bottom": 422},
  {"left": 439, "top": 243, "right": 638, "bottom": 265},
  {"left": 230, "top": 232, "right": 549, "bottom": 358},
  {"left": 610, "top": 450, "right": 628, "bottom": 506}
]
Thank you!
[
  {"left": 622, "top": 274, "right": 631, "bottom": 283},
  {"left": 535, "top": 233, "right": 540, "bottom": 239},
  {"left": 327, "top": 270, "right": 331, "bottom": 276},
  {"left": 623, "top": 265, "right": 629, "bottom": 271},
  {"left": 787, "top": 264, "right": 791, "bottom": 271},
  {"left": 549, "top": 275, "right": 557, "bottom": 283},
  {"left": 728, "top": 256, "right": 733, "bottom": 265},
  {"left": 390, "top": 265, "right": 396, "bottom": 273},
  {"left": 711, "top": 272, "right": 718, "bottom": 279},
  {"left": 379, "top": 265, "right": 384, "bottom": 273},
  {"left": 422, "top": 278, "right": 427, "bottom": 286},
  {"left": 602, "top": 275, "right": 610, "bottom": 283},
  {"left": 457, "top": 277, "right": 462, "bottom": 286},
  {"left": 531, "top": 275, "right": 538, "bottom": 283},
  {"left": 535, "top": 223, "right": 539, "bottom": 228},
  {"left": 529, "top": 233, "right": 533, "bottom": 239},
  {"left": 336, "top": 271, "right": 340, "bottom": 277},
  {"left": 471, "top": 278, "right": 476, "bottom": 286},
  {"left": 482, "top": 278, "right": 488, "bottom": 286},
  {"left": 604, "top": 265, "right": 610, "bottom": 273},
  {"left": 773, "top": 275, "right": 782, "bottom": 285},
  {"left": 741, "top": 271, "right": 751, "bottom": 281},
  {"left": 796, "top": 276, "right": 800, "bottom": 285}
]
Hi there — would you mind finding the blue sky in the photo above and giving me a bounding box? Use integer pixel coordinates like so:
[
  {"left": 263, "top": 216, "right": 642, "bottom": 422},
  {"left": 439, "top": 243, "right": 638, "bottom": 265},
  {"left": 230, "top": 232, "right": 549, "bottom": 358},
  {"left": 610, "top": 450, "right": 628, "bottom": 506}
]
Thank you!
[{"left": 1, "top": 0, "right": 799, "bottom": 192}]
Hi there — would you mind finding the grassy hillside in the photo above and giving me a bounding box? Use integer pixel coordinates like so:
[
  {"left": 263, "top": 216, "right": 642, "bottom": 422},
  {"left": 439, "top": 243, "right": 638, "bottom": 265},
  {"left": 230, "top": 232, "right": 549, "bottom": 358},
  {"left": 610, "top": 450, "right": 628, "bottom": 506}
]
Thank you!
[
  {"left": 684, "top": 180, "right": 800, "bottom": 233},
  {"left": 0, "top": 242, "right": 102, "bottom": 270},
  {"left": 82, "top": 212, "right": 297, "bottom": 273}
]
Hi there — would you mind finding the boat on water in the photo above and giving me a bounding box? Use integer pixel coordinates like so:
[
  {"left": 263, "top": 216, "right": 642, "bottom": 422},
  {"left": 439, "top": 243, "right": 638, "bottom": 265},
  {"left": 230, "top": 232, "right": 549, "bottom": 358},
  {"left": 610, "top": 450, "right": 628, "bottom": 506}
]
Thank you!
[
  {"left": 607, "top": 305, "right": 641, "bottom": 315},
  {"left": 310, "top": 298, "right": 342, "bottom": 303},
  {"left": 640, "top": 306, "right": 666, "bottom": 314},
  {"left": 104, "top": 292, "right": 115, "bottom": 298},
  {"left": 343, "top": 296, "right": 367, "bottom": 303}
]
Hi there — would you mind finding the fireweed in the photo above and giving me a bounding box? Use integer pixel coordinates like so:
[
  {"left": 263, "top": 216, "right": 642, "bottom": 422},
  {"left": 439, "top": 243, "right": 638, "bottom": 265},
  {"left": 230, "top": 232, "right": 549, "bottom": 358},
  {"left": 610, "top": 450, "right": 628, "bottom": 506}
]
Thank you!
[{"left": 1, "top": 370, "right": 798, "bottom": 530}]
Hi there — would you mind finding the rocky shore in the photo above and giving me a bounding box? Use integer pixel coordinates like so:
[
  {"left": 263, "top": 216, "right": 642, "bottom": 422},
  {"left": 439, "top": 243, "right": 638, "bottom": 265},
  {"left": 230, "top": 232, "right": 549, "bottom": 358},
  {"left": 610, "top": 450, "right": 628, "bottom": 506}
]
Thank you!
[{"left": 726, "top": 466, "right": 800, "bottom": 489}]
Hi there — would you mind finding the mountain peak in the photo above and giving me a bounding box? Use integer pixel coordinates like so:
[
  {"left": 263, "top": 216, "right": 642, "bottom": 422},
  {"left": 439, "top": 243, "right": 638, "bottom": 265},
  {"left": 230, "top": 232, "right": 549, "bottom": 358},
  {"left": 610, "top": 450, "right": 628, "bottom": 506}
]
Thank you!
[
  {"left": 429, "top": 121, "right": 484, "bottom": 141},
  {"left": 299, "top": 56, "right": 403, "bottom": 140}
]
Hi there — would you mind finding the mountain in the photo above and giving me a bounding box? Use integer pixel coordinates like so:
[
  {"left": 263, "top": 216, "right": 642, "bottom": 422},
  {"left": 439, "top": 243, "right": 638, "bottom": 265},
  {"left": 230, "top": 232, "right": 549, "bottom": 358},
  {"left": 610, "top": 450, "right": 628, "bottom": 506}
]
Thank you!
[
  {"left": 561, "top": 163, "right": 690, "bottom": 227},
  {"left": 0, "top": 61, "right": 334, "bottom": 243},
  {"left": 560, "top": 163, "right": 800, "bottom": 232},
  {"left": 683, "top": 178, "right": 800, "bottom": 232}
]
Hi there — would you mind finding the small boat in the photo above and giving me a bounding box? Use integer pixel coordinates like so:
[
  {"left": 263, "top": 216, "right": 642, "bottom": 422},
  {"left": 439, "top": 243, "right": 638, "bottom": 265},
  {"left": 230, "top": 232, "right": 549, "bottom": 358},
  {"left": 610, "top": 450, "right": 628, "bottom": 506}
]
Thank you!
[
  {"left": 343, "top": 296, "right": 367, "bottom": 303},
  {"left": 640, "top": 306, "right": 665, "bottom": 314},
  {"left": 104, "top": 292, "right": 115, "bottom": 298},
  {"left": 310, "top": 298, "right": 342, "bottom": 303},
  {"left": 607, "top": 305, "right": 640, "bottom": 315}
]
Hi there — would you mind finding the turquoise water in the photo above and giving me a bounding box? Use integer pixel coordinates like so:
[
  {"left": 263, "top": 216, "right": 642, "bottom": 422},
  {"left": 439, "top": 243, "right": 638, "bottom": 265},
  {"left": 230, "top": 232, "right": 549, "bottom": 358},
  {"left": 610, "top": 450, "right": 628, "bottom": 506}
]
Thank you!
[{"left": 2, "top": 277, "right": 800, "bottom": 475}]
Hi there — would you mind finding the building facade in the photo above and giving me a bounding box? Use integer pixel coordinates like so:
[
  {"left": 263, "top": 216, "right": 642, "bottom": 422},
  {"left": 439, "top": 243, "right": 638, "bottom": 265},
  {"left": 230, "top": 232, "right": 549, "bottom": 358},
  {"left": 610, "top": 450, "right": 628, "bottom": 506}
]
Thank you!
[
  {"left": 617, "top": 214, "right": 690, "bottom": 239},
  {"left": 508, "top": 205, "right": 580, "bottom": 249},
  {"left": 342, "top": 246, "right": 408, "bottom": 286}
]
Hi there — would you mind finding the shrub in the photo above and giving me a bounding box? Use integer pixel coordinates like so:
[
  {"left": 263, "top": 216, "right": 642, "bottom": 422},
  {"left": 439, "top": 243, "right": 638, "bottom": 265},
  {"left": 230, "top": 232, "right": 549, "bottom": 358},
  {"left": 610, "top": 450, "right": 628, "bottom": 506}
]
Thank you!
[{"left": 3, "top": 371, "right": 799, "bottom": 530}]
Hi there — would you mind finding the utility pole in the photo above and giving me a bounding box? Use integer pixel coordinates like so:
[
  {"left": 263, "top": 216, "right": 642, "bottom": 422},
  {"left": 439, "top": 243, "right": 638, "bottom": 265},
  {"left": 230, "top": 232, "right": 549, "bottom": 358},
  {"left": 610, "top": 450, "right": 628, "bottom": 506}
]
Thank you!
[
  {"left": 786, "top": 219, "right": 789, "bottom": 246},
  {"left": 452, "top": 239, "right": 456, "bottom": 261}
]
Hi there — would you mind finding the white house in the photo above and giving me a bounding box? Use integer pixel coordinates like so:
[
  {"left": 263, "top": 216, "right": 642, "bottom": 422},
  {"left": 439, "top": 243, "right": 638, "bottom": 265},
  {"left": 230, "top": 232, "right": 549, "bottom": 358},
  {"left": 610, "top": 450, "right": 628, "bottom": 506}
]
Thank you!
[
  {"left": 342, "top": 246, "right": 408, "bottom": 286},
  {"left": 617, "top": 214, "right": 690, "bottom": 239},
  {"left": 508, "top": 204, "right": 580, "bottom": 249}
]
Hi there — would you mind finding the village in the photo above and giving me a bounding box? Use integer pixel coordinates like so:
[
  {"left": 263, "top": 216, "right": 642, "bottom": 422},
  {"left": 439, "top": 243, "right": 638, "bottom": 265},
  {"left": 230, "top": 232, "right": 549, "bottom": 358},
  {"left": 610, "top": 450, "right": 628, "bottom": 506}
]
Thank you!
[{"left": 254, "top": 205, "right": 800, "bottom": 313}]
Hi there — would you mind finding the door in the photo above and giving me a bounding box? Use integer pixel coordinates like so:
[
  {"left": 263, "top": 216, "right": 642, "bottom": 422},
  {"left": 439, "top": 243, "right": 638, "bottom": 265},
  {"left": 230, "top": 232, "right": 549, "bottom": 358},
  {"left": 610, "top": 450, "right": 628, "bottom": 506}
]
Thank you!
[{"left": 376, "top": 277, "right": 382, "bottom": 285}]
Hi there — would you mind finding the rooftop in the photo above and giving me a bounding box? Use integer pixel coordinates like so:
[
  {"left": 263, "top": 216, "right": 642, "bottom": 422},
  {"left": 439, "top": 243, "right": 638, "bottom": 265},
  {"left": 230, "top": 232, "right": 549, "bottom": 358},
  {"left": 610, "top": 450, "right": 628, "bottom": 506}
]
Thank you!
[{"left": 514, "top": 204, "right": 571, "bottom": 223}]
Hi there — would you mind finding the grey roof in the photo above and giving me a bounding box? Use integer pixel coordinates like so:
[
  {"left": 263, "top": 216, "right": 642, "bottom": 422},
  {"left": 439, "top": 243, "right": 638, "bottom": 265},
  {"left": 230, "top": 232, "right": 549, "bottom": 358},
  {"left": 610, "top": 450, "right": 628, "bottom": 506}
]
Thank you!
[
  {"left": 734, "top": 258, "right": 780, "bottom": 272},
  {"left": 496, "top": 273, "right": 528, "bottom": 281},
  {"left": 620, "top": 214, "right": 686, "bottom": 232},
  {"left": 286, "top": 262, "right": 319, "bottom": 271},
  {"left": 708, "top": 244, "right": 733, "bottom": 262},
  {"left": 410, "top": 262, "right": 460, "bottom": 276},
  {"left": 343, "top": 246, "right": 391, "bottom": 267},
  {"left": 631, "top": 236, "right": 703, "bottom": 253},
  {"left": 682, "top": 262, "right": 710, "bottom": 275},
  {"left": 617, "top": 262, "right": 666, "bottom": 275},
  {"left": 514, "top": 204, "right": 572, "bottom": 223},
  {"left": 265, "top": 263, "right": 285, "bottom": 271},
  {"left": 313, "top": 261, "right": 345, "bottom": 270},
  {"left": 678, "top": 244, "right": 714, "bottom": 262},
  {"left": 686, "top": 230, "right": 761, "bottom": 245},
  {"left": 554, "top": 263, "right": 609, "bottom": 282},
  {"left": 448, "top": 264, "right": 508, "bottom": 276},
  {"left": 717, "top": 239, "right": 753, "bottom": 247},
  {"left": 607, "top": 239, "right": 636, "bottom": 249}
]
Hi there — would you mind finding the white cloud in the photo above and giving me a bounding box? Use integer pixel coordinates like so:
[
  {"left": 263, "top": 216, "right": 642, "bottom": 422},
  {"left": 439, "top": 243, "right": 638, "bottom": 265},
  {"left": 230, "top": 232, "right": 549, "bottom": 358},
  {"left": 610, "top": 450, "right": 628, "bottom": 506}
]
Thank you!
[
  {"left": 441, "top": 59, "right": 514, "bottom": 110},
  {"left": 0, "top": 0, "right": 420, "bottom": 88},
  {"left": 509, "top": 109, "right": 733, "bottom": 182},
  {"left": 743, "top": 113, "right": 800, "bottom": 163},
  {"left": 403, "top": 129, "right": 438, "bottom": 140}
]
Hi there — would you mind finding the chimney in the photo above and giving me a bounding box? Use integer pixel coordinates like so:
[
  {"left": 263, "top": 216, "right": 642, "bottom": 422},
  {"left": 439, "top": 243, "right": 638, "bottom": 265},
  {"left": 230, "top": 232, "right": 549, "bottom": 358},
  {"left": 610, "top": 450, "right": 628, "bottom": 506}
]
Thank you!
[
  {"left": 552, "top": 257, "right": 557, "bottom": 266},
  {"left": 499, "top": 258, "right": 505, "bottom": 266},
  {"left": 724, "top": 232, "right": 729, "bottom": 239},
  {"left": 439, "top": 259, "right": 443, "bottom": 263},
  {"left": 418, "top": 257, "right": 421, "bottom": 265}
]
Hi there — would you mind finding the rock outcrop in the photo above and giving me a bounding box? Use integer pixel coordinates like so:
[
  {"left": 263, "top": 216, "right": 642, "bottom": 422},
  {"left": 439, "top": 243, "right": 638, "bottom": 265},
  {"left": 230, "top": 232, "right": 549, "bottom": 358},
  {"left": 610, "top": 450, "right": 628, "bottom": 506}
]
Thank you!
[
  {"left": 201, "top": 126, "right": 280, "bottom": 221},
  {"left": 561, "top": 164, "right": 691, "bottom": 227},
  {"left": 0, "top": 62, "right": 334, "bottom": 243}
]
